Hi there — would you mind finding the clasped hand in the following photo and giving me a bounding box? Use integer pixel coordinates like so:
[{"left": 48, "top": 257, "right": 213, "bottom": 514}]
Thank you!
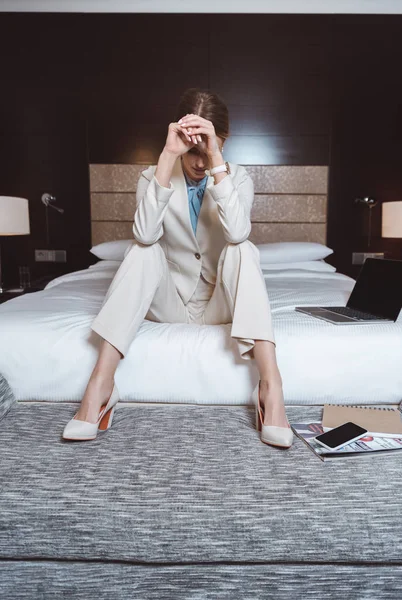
[{"left": 165, "top": 114, "right": 221, "bottom": 158}]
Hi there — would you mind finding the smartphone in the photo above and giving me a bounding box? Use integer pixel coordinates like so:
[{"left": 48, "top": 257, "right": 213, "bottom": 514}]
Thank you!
[{"left": 314, "top": 421, "right": 368, "bottom": 451}]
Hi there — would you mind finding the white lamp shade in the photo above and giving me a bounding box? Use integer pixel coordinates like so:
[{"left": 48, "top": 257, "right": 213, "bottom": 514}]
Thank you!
[
  {"left": 382, "top": 201, "right": 402, "bottom": 238},
  {"left": 0, "top": 196, "right": 30, "bottom": 235}
]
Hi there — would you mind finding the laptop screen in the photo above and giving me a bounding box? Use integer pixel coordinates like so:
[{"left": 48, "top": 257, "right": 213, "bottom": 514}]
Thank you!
[{"left": 347, "top": 258, "right": 402, "bottom": 320}]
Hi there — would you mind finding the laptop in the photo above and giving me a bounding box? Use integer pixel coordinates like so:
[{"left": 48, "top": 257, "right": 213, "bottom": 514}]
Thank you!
[{"left": 295, "top": 258, "right": 402, "bottom": 325}]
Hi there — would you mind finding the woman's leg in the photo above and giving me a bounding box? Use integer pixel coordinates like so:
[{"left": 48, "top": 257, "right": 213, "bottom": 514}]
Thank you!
[
  {"left": 203, "top": 240, "right": 289, "bottom": 428},
  {"left": 74, "top": 339, "right": 122, "bottom": 423},
  {"left": 90, "top": 242, "right": 187, "bottom": 358},
  {"left": 76, "top": 241, "right": 188, "bottom": 423},
  {"left": 204, "top": 240, "right": 275, "bottom": 358},
  {"left": 253, "top": 340, "right": 289, "bottom": 428}
]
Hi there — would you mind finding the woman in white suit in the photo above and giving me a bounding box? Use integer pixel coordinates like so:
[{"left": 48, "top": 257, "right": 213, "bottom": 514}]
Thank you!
[{"left": 63, "top": 88, "right": 293, "bottom": 448}]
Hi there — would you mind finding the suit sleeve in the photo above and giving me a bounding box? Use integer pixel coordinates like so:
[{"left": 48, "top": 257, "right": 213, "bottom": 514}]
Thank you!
[
  {"left": 207, "top": 170, "right": 254, "bottom": 244},
  {"left": 132, "top": 171, "right": 175, "bottom": 245}
]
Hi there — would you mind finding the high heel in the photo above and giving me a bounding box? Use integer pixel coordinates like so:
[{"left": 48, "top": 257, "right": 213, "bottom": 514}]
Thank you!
[
  {"left": 62, "top": 382, "right": 120, "bottom": 441},
  {"left": 252, "top": 380, "right": 294, "bottom": 449}
]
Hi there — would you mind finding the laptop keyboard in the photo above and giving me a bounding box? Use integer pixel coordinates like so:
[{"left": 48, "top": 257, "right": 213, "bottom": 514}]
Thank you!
[{"left": 326, "top": 307, "right": 384, "bottom": 320}]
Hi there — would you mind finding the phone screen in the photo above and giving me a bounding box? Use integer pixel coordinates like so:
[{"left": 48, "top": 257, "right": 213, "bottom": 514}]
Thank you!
[{"left": 315, "top": 422, "right": 367, "bottom": 449}]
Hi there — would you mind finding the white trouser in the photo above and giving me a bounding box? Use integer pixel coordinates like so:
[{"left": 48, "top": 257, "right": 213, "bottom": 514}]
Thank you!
[{"left": 91, "top": 240, "right": 275, "bottom": 360}]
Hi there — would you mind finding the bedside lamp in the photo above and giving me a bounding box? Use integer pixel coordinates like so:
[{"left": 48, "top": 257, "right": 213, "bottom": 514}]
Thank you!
[
  {"left": 0, "top": 196, "right": 30, "bottom": 294},
  {"left": 382, "top": 201, "right": 402, "bottom": 240}
]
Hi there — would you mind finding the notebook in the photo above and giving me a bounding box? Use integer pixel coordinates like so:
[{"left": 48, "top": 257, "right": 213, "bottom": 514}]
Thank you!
[{"left": 322, "top": 403, "right": 402, "bottom": 438}]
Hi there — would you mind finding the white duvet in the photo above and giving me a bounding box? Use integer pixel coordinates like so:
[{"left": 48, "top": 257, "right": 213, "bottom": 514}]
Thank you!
[{"left": 0, "top": 260, "right": 401, "bottom": 405}]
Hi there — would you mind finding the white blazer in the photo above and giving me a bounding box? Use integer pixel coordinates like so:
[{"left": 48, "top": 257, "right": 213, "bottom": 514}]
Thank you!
[{"left": 133, "top": 155, "right": 254, "bottom": 305}]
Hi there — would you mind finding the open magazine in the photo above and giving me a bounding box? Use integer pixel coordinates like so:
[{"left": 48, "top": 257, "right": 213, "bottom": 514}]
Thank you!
[{"left": 291, "top": 421, "right": 402, "bottom": 461}]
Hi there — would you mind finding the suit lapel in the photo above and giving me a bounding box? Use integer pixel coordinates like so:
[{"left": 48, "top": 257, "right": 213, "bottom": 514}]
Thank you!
[
  {"left": 196, "top": 176, "right": 216, "bottom": 246},
  {"left": 168, "top": 157, "right": 197, "bottom": 248},
  {"left": 169, "top": 156, "right": 219, "bottom": 250},
  {"left": 170, "top": 157, "right": 215, "bottom": 250}
]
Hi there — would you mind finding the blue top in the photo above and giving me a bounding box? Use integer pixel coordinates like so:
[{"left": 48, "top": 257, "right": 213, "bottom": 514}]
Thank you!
[{"left": 183, "top": 169, "right": 209, "bottom": 235}]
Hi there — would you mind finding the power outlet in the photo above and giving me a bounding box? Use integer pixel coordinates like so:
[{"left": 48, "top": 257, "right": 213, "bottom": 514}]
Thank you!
[
  {"left": 352, "top": 252, "right": 384, "bottom": 265},
  {"left": 35, "top": 249, "right": 67, "bottom": 263}
]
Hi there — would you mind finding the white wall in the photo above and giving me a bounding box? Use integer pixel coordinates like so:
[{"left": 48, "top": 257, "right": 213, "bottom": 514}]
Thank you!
[{"left": 0, "top": 0, "right": 401, "bottom": 14}]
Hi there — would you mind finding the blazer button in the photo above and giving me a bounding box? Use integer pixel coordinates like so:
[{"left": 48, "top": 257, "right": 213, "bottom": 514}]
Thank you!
[{"left": 195, "top": 253, "right": 201, "bottom": 260}]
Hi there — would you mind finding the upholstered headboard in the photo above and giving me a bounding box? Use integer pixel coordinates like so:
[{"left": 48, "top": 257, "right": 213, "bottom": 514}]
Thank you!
[{"left": 89, "top": 164, "right": 328, "bottom": 246}]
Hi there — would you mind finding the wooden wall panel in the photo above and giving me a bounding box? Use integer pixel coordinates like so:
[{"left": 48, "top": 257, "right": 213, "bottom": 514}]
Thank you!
[
  {"left": 326, "top": 15, "right": 402, "bottom": 275},
  {"left": 0, "top": 13, "right": 401, "bottom": 282},
  {"left": 0, "top": 126, "right": 89, "bottom": 285}
]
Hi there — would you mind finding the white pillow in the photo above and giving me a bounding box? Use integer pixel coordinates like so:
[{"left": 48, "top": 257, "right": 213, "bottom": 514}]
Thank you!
[
  {"left": 260, "top": 260, "right": 336, "bottom": 272},
  {"left": 256, "top": 242, "right": 333, "bottom": 264},
  {"left": 90, "top": 240, "right": 133, "bottom": 261},
  {"left": 88, "top": 260, "right": 122, "bottom": 269}
]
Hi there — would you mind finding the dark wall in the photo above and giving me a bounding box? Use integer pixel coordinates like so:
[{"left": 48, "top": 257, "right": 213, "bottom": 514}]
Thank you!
[
  {"left": 0, "top": 13, "right": 401, "bottom": 285},
  {"left": 328, "top": 15, "right": 402, "bottom": 274}
]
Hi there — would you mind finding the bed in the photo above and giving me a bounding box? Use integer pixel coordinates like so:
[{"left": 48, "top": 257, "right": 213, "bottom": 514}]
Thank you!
[
  {"left": 2, "top": 163, "right": 401, "bottom": 406},
  {"left": 1, "top": 253, "right": 401, "bottom": 406}
]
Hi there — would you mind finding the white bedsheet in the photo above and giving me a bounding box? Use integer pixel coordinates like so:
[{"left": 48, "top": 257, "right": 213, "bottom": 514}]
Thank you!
[{"left": 0, "top": 260, "right": 401, "bottom": 405}]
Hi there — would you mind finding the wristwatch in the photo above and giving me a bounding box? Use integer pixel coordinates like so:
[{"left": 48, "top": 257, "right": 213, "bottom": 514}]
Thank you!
[{"left": 207, "top": 161, "right": 231, "bottom": 177}]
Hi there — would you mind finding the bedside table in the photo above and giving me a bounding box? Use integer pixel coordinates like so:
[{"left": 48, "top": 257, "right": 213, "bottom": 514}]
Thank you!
[{"left": 0, "top": 285, "right": 46, "bottom": 304}]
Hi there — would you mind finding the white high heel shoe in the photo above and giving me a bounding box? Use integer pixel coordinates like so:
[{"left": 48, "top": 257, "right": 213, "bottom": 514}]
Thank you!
[
  {"left": 62, "top": 382, "right": 120, "bottom": 441},
  {"left": 252, "top": 380, "right": 294, "bottom": 449}
]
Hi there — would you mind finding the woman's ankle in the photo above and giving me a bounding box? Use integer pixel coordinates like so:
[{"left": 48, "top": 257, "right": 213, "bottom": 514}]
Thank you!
[
  {"left": 90, "top": 371, "right": 115, "bottom": 387},
  {"left": 259, "top": 374, "right": 283, "bottom": 390}
]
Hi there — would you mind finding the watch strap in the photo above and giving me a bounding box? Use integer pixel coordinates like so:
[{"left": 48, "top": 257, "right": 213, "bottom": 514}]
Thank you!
[{"left": 209, "top": 161, "right": 231, "bottom": 176}]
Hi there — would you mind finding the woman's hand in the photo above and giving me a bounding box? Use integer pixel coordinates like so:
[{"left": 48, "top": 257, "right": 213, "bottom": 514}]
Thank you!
[
  {"left": 178, "top": 114, "right": 221, "bottom": 157},
  {"left": 164, "top": 121, "right": 198, "bottom": 157}
]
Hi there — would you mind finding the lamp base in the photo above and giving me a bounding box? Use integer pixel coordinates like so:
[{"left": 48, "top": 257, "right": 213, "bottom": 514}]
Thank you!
[{"left": 0, "top": 287, "right": 25, "bottom": 294}]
